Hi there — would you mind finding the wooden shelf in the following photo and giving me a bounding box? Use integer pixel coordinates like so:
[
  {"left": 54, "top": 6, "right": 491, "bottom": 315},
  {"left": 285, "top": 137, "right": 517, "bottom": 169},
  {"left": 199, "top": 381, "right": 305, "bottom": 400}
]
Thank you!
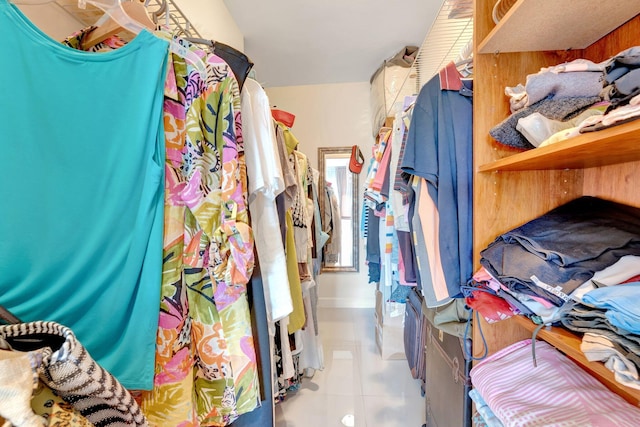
[
  {"left": 478, "top": 0, "right": 640, "bottom": 54},
  {"left": 478, "top": 119, "right": 640, "bottom": 172},
  {"left": 513, "top": 316, "right": 640, "bottom": 407},
  {"left": 473, "top": 0, "right": 640, "bottom": 419}
]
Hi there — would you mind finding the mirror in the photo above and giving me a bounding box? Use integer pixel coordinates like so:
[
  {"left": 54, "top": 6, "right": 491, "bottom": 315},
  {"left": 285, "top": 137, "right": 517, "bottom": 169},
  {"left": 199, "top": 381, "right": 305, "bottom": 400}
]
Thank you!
[{"left": 318, "top": 147, "right": 359, "bottom": 272}]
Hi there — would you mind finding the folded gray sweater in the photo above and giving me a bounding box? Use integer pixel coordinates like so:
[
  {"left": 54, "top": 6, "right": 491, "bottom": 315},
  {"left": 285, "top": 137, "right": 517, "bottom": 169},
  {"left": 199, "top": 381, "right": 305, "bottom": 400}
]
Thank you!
[{"left": 490, "top": 96, "right": 601, "bottom": 149}]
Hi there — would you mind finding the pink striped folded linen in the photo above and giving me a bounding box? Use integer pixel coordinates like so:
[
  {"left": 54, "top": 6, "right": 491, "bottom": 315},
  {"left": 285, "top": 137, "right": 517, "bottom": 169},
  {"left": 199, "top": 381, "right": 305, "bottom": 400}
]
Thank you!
[{"left": 470, "top": 339, "right": 640, "bottom": 427}]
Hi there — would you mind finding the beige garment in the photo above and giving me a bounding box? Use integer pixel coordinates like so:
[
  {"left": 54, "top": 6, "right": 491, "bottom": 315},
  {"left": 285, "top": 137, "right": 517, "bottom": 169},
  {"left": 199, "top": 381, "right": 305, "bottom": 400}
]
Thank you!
[
  {"left": 0, "top": 350, "right": 46, "bottom": 427},
  {"left": 274, "top": 122, "right": 299, "bottom": 210}
]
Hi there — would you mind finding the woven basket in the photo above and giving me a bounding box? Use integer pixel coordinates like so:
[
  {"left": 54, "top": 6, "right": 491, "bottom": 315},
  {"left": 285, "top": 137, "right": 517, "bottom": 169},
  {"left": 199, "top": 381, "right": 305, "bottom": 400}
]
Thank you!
[{"left": 492, "top": 0, "right": 518, "bottom": 24}]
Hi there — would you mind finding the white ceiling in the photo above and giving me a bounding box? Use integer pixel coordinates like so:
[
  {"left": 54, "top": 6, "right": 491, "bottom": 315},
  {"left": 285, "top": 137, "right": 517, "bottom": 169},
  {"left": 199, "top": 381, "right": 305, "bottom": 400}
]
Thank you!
[{"left": 222, "top": 0, "right": 444, "bottom": 88}]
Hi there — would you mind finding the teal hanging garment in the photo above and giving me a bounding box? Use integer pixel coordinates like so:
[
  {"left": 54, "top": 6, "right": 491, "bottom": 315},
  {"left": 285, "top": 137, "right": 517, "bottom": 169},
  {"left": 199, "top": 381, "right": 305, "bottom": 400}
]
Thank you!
[{"left": 0, "top": 0, "right": 168, "bottom": 390}]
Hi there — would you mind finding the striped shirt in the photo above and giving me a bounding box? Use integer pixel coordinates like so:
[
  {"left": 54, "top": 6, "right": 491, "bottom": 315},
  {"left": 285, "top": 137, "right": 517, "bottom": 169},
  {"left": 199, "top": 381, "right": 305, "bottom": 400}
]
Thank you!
[{"left": 471, "top": 339, "right": 640, "bottom": 426}]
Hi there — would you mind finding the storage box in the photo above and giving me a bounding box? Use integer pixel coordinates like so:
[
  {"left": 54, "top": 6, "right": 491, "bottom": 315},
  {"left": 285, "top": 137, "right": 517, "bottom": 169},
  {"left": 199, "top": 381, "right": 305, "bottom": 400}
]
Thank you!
[
  {"left": 370, "top": 46, "right": 419, "bottom": 136},
  {"left": 374, "top": 289, "right": 406, "bottom": 360}
]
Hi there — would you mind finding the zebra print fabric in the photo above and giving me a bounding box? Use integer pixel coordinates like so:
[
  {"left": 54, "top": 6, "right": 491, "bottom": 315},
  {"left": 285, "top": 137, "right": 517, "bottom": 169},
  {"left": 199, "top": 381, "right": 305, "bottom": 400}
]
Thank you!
[{"left": 0, "top": 321, "right": 148, "bottom": 427}]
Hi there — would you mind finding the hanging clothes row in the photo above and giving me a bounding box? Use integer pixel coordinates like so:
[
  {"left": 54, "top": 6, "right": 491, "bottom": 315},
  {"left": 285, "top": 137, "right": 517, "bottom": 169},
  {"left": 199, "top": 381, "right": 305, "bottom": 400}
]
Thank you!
[
  {"left": 362, "top": 59, "right": 474, "bottom": 325},
  {"left": 0, "top": 1, "right": 328, "bottom": 426},
  {"left": 361, "top": 59, "right": 476, "bottom": 427},
  {"left": 268, "top": 117, "right": 326, "bottom": 404}
]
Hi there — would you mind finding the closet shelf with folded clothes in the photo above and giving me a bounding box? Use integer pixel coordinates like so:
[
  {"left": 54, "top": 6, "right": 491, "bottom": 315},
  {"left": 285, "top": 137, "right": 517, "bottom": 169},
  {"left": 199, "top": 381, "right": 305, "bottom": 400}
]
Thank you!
[
  {"left": 478, "top": 119, "right": 640, "bottom": 172},
  {"left": 480, "top": 38, "right": 640, "bottom": 172},
  {"left": 473, "top": 0, "right": 640, "bottom": 424},
  {"left": 478, "top": 0, "right": 640, "bottom": 54},
  {"left": 472, "top": 195, "right": 640, "bottom": 409}
]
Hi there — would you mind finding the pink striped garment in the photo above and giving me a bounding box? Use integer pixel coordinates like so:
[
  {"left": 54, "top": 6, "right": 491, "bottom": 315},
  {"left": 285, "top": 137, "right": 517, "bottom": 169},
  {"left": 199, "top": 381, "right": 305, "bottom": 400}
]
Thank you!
[{"left": 470, "top": 339, "right": 640, "bottom": 426}]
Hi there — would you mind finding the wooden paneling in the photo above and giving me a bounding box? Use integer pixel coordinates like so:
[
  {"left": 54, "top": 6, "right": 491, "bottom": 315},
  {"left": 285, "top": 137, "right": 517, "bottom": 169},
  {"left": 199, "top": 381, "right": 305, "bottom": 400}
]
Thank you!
[
  {"left": 583, "top": 14, "right": 640, "bottom": 62},
  {"left": 472, "top": 315, "right": 530, "bottom": 360},
  {"left": 472, "top": 43, "right": 584, "bottom": 270},
  {"left": 581, "top": 14, "right": 640, "bottom": 208},
  {"left": 584, "top": 162, "right": 640, "bottom": 208},
  {"left": 473, "top": 169, "right": 582, "bottom": 266}
]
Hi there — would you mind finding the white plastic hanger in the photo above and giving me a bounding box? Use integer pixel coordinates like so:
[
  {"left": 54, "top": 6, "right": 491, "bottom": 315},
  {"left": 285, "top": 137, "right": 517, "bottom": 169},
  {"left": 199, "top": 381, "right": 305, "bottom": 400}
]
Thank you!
[
  {"left": 84, "top": 0, "right": 207, "bottom": 77},
  {"left": 82, "top": 0, "right": 155, "bottom": 48}
]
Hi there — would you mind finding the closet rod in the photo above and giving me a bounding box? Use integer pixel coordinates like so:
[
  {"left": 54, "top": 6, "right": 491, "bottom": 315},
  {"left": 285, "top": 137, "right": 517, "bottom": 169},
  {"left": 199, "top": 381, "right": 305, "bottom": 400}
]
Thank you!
[
  {"left": 183, "top": 37, "right": 214, "bottom": 47},
  {"left": 146, "top": 0, "right": 202, "bottom": 38}
]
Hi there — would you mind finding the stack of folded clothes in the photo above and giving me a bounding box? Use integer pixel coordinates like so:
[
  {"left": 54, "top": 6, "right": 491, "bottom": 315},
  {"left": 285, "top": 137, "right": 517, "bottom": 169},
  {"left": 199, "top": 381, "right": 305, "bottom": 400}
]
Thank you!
[
  {"left": 476, "top": 195, "right": 640, "bottom": 393},
  {"left": 490, "top": 46, "right": 640, "bottom": 150},
  {"left": 470, "top": 339, "right": 640, "bottom": 426},
  {"left": 480, "top": 196, "right": 640, "bottom": 307}
]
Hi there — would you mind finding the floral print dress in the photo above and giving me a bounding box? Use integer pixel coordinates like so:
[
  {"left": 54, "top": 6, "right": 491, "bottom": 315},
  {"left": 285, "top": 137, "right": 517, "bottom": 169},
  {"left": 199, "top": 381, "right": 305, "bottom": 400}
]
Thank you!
[
  {"left": 62, "top": 29, "right": 258, "bottom": 426},
  {"left": 141, "top": 46, "right": 259, "bottom": 426}
]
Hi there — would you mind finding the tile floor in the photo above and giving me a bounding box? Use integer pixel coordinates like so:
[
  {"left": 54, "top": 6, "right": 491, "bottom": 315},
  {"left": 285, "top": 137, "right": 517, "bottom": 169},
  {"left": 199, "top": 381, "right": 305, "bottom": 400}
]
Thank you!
[{"left": 274, "top": 307, "right": 426, "bottom": 427}]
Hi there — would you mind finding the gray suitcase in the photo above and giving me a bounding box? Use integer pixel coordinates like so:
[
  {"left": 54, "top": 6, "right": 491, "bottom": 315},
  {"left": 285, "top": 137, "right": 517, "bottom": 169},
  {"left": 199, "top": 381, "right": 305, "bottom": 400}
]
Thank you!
[
  {"left": 404, "top": 287, "right": 427, "bottom": 396},
  {"left": 424, "top": 315, "right": 472, "bottom": 427}
]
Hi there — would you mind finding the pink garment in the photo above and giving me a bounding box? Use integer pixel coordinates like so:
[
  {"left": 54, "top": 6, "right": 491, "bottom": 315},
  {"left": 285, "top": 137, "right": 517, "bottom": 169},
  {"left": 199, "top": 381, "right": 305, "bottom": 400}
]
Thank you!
[
  {"left": 371, "top": 139, "right": 391, "bottom": 193},
  {"left": 474, "top": 267, "right": 555, "bottom": 309},
  {"left": 417, "top": 178, "right": 448, "bottom": 303},
  {"left": 472, "top": 267, "right": 502, "bottom": 292},
  {"left": 439, "top": 61, "right": 463, "bottom": 91},
  {"left": 498, "top": 284, "right": 556, "bottom": 310},
  {"left": 398, "top": 243, "right": 416, "bottom": 286},
  {"left": 364, "top": 128, "right": 390, "bottom": 191},
  {"left": 471, "top": 339, "right": 640, "bottom": 426}
]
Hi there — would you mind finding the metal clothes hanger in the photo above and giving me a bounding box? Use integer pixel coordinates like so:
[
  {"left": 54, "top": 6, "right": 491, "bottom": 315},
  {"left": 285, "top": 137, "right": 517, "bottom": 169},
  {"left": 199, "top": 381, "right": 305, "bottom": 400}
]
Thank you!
[{"left": 146, "top": 0, "right": 208, "bottom": 78}]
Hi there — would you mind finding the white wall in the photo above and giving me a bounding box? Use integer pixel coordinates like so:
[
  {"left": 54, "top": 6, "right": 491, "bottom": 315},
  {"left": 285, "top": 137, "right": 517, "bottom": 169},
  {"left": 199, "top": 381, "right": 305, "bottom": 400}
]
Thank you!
[
  {"left": 266, "top": 82, "right": 376, "bottom": 308},
  {"left": 17, "top": 3, "right": 84, "bottom": 40},
  {"left": 178, "top": 0, "right": 244, "bottom": 51}
]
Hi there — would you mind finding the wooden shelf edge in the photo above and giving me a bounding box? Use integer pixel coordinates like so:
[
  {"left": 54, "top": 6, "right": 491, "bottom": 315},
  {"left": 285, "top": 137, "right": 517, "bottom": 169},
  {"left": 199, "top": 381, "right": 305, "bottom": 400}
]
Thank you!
[
  {"left": 478, "top": 0, "right": 640, "bottom": 54},
  {"left": 477, "top": 0, "right": 524, "bottom": 54},
  {"left": 512, "top": 316, "right": 640, "bottom": 407},
  {"left": 478, "top": 120, "right": 640, "bottom": 172}
]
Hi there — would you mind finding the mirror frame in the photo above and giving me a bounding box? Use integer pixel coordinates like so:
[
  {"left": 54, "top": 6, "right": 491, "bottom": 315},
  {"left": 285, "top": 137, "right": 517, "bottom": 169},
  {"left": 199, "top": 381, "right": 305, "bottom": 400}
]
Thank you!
[{"left": 318, "top": 146, "right": 359, "bottom": 273}]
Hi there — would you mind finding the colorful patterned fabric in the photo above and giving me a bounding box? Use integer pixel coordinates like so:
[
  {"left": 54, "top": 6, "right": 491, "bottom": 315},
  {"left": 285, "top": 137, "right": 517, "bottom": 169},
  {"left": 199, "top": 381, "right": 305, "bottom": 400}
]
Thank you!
[
  {"left": 139, "top": 51, "right": 209, "bottom": 426},
  {"left": 140, "top": 44, "right": 258, "bottom": 427},
  {"left": 184, "top": 53, "right": 258, "bottom": 424},
  {"left": 59, "top": 29, "right": 258, "bottom": 426},
  {"left": 61, "top": 25, "right": 126, "bottom": 52},
  {"left": 32, "top": 382, "right": 93, "bottom": 426},
  {"left": 0, "top": 377, "right": 93, "bottom": 427}
]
